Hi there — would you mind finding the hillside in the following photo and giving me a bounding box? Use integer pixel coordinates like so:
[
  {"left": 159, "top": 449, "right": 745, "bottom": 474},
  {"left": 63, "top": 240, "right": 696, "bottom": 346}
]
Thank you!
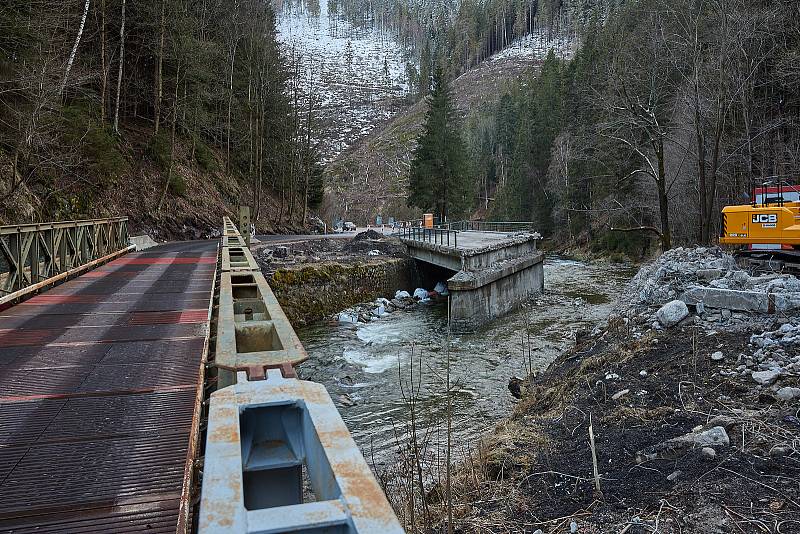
[
  {"left": 323, "top": 33, "right": 576, "bottom": 225},
  {"left": 0, "top": 123, "right": 308, "bottom": 238}
]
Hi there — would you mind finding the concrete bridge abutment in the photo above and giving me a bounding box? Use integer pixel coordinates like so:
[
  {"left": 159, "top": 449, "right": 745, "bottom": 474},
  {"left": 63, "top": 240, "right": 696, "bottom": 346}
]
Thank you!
[{"left": 403, "top": 232, "right": 544, "bottom": 332}]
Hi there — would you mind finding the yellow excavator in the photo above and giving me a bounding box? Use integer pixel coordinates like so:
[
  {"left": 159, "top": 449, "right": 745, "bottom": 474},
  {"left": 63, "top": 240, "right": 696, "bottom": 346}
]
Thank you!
[{"left": 720, "top": 183, "right": 800, "bottom": 270}]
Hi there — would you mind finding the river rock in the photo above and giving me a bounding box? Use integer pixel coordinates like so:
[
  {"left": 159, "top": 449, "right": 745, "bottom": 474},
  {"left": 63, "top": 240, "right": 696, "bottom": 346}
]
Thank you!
[
  {"left": 700, "top": 447, "right": 717, "bottom": 460},
  {"left": 752, "top": 369, "right": 781, "bottom": 385},
  {"left": 710, "top": 351, "right": 724, "bottom": 361},
  {"left": 338, "top": 394, "right": 356, "bottom": 407},
  {"left": 776, "top": 386, "right": 800, "bottom": 401},
  {"left": 656, "top": 300, "right": 689, "bottom": 327},
  {"left": 395, "top": 290, "right": 411, "bottom": 299},
  {"left": 337, "top": 312, "right": 357, "bottom": 323}
]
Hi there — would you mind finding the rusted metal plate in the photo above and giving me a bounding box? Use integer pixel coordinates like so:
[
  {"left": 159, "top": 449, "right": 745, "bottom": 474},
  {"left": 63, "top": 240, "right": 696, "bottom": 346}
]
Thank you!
[
  {"left": 0, "top": 240, "right": 216, "bottom": 531},
  {"left": 3, "top": 501, "right": 180, "bottom": 533}
]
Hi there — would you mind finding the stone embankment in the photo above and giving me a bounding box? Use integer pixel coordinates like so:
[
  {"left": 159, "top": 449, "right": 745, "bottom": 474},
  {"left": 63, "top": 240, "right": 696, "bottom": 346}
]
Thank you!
[{"left": 255, "top": 231, "right": 423, "bottom": 326}]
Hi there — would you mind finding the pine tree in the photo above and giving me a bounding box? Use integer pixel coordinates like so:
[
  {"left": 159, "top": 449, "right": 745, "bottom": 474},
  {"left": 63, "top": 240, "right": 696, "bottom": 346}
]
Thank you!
[{"left": 407, "top": 66, "right": 472, "bottom": 221}]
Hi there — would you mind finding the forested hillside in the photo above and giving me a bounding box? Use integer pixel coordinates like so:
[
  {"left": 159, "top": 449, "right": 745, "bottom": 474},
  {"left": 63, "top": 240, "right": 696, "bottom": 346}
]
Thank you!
[
  {"left": 1, "top": 0, "right": 322, "bottom": 235},
  {"left": 478, "top": 0, "right": 800, "bottom": 254},
  {"left": 329, "top": 0, "right": 800, "bottom": 257}
]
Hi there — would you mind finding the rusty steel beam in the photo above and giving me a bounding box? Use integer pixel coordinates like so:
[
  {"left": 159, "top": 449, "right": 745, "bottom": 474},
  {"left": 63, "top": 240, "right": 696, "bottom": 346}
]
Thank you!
[
  {"left": 199, "top": 371, "right": 404, "bottom": 534},
  {"left": 214, "top": 216, "right": 307, "bottom": 387},
  {"left": 197, "top": 218, "right": 403, "bottom": 533}
]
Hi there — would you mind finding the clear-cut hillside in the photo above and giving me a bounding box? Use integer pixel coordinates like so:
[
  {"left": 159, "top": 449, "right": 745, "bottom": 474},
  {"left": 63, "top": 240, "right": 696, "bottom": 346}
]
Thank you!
[{"left": 322, "top": 33, "right": 576, "bottom": 225}]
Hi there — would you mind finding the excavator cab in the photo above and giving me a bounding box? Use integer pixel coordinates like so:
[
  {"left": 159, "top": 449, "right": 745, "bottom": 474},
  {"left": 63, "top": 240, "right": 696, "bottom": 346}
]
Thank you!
[{"left": 719, "top": 182, "right": 800, "bottom": 270}]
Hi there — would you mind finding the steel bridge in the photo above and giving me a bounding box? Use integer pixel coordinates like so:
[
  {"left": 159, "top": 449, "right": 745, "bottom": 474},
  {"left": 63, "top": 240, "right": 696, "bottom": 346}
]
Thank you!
[{"left": 0, "top": 217, "right": 402, "bottom": 533}]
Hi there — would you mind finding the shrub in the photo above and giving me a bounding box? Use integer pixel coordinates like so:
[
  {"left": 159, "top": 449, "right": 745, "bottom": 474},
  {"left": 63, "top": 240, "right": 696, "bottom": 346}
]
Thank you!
[
  {"left": 61, "top": 103, "right": 126, "bottom": 183},
  {"left": 193, "top": 137, "right": 216, "bottom": 171},
  {"left": 147, "top": 132, "right": 172, "bottom": 170},
  {"left": 168, "top": 173, "right": 187, "bottom": 197}
]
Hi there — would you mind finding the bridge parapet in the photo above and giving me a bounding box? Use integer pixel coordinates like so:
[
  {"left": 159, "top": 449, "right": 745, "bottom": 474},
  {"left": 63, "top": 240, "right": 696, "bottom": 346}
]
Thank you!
[
  {"left": 200, "top": 217, "right": 403, "bottom": 533},
  {"left": 215, "top": 217, "right": 307, "bottom": 387},
  {"left": 0, "top": 217, "right": 130, "bottom": 307}
]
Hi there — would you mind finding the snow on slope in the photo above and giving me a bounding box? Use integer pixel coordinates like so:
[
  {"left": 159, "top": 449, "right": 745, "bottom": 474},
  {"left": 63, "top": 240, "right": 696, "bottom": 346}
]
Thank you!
[
  {"left": 490, "top": 31, "right": 578, "bottom": 62},
  {"left": 276, "top": 1, "right": 411, "bottom": 163}
]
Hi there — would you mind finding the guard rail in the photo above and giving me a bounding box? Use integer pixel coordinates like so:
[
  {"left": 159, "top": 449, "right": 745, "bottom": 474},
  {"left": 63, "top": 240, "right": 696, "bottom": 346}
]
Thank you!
[
  {"left": 398, "top": 226, "right": 459, "bottom": 248},
  {"left": 199, "top": 217, "right": 404, "bottom": 533},
  {"left": 0, "top": 217, "right": 130, "bottom": 304}
]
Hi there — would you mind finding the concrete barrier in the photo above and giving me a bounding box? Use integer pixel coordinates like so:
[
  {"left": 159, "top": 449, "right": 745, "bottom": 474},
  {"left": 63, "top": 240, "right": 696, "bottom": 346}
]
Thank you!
[
  {"left": 129, "top": 234, "right": 158, "bottom": 250},
  {"left": 199, "top": 370, "right": 404, "bottom": 534},
  {"left": 681, "top": 286, "right": 800, "bottom": 313}
]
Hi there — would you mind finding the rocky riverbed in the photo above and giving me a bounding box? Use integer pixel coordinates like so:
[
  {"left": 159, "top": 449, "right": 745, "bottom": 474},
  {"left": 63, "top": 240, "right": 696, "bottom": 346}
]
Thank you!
[
  {"left": 295, "top": 256, "right": 637, "bottom": 469},
  {"left": 430, "top": 247, "right": 800, "bottom": 533}
]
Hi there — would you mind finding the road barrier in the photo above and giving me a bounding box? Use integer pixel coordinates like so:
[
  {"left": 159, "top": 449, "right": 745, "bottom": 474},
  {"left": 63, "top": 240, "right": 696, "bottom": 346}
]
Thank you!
[
  {"left": 0, "top": 218, "right": 130, "bottom": 305},
  {"left": 199, "top": 217, "right": 403, "bottom": 533}
]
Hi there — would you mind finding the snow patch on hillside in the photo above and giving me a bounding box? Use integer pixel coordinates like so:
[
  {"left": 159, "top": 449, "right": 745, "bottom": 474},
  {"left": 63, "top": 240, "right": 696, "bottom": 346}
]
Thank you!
[
  {"left": 276, "top": 2, "right": 411, "bottom": 162},
  {"left": 490, "top": 31, "right": 578, "bottom": 63}
]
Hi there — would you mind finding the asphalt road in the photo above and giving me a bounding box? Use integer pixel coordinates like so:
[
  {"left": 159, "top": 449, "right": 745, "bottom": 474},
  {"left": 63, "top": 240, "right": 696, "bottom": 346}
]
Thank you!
[{"left": 254, "top": 227, "right": 395, "bottom": 245}]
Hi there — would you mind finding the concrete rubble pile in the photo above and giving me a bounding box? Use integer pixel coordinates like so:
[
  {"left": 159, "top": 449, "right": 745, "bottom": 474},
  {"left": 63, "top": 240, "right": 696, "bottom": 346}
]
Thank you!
[
  {"left": 624, "top": 246, "right": 800, "bottom": 321},
  {"left": 613, "top": 245, "right": 800, "bottom": 403}
]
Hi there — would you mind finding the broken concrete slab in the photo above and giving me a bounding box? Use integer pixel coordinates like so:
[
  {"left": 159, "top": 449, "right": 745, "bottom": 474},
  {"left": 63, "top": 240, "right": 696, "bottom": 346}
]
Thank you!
[
  {"left": 681, "top": 286, "right": 800, "bottom": 313},
  {"left": 636, "top": 426, "right": 730, "bottom": 463}
]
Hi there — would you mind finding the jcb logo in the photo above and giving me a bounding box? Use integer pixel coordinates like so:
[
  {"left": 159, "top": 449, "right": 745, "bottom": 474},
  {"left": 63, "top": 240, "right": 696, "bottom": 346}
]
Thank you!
[{"left": 752, "top": 214, "right": 777, "bottom": 224}]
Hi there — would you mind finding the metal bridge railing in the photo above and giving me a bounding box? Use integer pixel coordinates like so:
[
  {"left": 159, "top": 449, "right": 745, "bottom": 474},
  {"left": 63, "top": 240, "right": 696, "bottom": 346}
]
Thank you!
[
  {"left": 399, "top": 226, "right": 459, "bottom": 248},
  {"left": 0, "top": 218, "right": 129, "bottom": 299},
  {"left": 439, "top": 220, "right": 536, "bottom": 233},
  {"left": 199, "top": 217, "right": 404, "bottom": 533},
  {"left": 215, "top": 216, "right": 307, "bottom": 387}
]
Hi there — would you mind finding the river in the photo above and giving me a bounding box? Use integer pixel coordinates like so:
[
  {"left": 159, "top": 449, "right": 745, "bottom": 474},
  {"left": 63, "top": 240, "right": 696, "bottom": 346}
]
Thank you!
[{"left": 296, "top": 256, "right": 636, "bottom": 465}]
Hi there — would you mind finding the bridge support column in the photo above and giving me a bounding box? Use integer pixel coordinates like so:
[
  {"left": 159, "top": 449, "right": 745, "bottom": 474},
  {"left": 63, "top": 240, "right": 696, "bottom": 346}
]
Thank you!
[{"left": 448, "top": 252, "right": 544, "bottom": 332}]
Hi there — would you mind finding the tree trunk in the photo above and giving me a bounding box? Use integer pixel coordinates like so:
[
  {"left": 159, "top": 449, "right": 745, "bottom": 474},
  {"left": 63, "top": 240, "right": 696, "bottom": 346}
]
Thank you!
[
  {"left": 158, "top": 65, "right": 180, "bottom": 211},
  {"left": 226, "top": 40, "right": 238, "bottom": 172},
  {"left": 656, "top": 137, "right": 671, "bottom": 251},
  {"left": 113, "top": 0, "right": 126, "bottom": 134},
  {"left": 694, "top": 75, "right": 708, "bottom": 243},
  {"left": 100, "top": 0, "right": 107, "bottom": 122},
  {"left": 60, "top": 0, "right": 91, "bottom": 97},
  {"left": 154, "top": 0, "right": 166, "bottom": 134}
]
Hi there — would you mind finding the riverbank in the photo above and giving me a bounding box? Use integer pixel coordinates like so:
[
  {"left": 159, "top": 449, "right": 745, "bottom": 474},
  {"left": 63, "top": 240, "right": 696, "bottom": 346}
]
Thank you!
[{"left": 426, "top": 247, "right": 800, "bottom": 533}]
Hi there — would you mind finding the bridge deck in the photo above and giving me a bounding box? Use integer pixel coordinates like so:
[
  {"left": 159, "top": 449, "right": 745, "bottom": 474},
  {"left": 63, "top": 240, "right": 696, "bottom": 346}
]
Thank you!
[
  {"left": 449, "top": 230, "right": 527, "bottom": 251},
  {"left": 0, "top": 241, "right": 216, "bottom": 532}
]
